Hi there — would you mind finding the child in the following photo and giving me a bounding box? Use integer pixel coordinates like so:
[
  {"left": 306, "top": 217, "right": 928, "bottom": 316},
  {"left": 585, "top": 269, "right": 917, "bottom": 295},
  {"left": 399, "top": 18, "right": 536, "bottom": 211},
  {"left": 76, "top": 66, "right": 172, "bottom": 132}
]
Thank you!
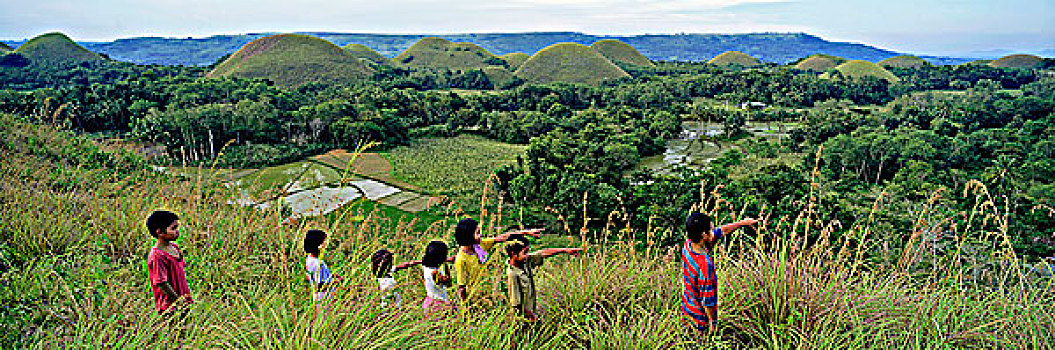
[
  {"left": 681, "top": 212, "right": 757, "bottom": 334},
  {"left": 420, "top": 240, "right": 457, "bottom": 315},
  {"left": 452, "top": 218, "right": 543, "bottom": 311},
  {"left": 304, "top": 229, "right": 338, "bottom": 303},
  {"left": 371, "top": 249, "right": 402, "bottom": 308},
  {"left": 504, "top": 234, "right": 583, "bottom": 322},
  {"left": 146, "top": 210, "right": 193, "bottom": 314},
  {"left": 370, "top": 248, "right": 451, "bottom": 309}
]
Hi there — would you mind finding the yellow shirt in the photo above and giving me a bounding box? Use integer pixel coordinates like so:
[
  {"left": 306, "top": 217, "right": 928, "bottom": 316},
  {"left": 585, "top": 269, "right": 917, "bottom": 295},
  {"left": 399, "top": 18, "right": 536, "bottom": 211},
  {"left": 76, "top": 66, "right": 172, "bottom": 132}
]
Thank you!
[{"left": 454, "top": 238, "right": 496, "bottom": 308}]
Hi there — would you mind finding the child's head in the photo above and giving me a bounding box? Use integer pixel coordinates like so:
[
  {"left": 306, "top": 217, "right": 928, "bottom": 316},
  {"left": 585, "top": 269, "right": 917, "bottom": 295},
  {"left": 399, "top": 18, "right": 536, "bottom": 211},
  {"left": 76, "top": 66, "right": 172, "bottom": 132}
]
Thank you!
[
  {"left": 303, "top": 229, "right": 327, "bottom": 256},
  {"left": 371, "top": 249, "right": 394, "bottom": 278},
  {"left": 685, "top": 212, "right": 716, "bottom": 244},
  {"left": 146, "top": 210, "right": 180, "bottom": 240},
  {"left": 504, "top": 235, "right": 530, "bottom": 263},
  {"left": 422, "top": 240, "right": 449, "bottom": 268},
  {"left": 454, "top": 218, "right": 480, "bottom": 247}
]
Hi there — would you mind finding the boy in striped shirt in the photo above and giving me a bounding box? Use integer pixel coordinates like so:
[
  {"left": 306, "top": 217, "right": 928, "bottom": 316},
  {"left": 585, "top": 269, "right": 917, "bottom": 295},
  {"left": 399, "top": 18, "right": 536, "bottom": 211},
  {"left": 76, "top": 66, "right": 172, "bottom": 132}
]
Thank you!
[{"left": 681, "top": 212, "right": 757, "bottom": 334}]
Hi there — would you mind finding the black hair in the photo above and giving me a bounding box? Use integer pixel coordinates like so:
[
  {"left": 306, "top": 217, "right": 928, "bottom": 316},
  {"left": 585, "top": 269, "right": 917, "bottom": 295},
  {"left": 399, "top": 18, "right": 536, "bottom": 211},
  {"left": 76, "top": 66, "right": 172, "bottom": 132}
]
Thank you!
[
  {"left": 303, "top": 229, "right": 327, "bottom": 255},
  {"left": 422, "top": 241, "right": 449, "bottom": 268},
  {"left": 505, "top": 240, "right": 528, "bottom": 257},
  {"left": 146, "top": 210, "right": 179, "bottom": 237},
  {"left": 454, "top": 218, "right": 479, "bottom": 247},
  {"left": 371, "top": 249, "right": 394, "bottom": 278},
  {"left": 685, "top": 212, "right": 713, "bottom": 243}
]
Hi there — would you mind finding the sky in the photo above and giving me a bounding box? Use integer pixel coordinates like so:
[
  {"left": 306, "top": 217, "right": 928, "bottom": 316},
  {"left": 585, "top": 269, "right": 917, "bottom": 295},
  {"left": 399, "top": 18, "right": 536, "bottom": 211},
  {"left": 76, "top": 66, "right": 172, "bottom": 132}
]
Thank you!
[{"left": 0, "top": 0, "right": 1052, "bottom": 56}]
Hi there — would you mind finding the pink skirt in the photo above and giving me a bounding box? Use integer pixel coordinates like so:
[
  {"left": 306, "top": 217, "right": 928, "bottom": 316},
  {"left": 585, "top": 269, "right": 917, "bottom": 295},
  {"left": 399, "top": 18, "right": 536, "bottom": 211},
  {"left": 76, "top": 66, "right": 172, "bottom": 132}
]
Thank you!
[{"left": 423, "top": 296, "right": 454, "bottom": 314}]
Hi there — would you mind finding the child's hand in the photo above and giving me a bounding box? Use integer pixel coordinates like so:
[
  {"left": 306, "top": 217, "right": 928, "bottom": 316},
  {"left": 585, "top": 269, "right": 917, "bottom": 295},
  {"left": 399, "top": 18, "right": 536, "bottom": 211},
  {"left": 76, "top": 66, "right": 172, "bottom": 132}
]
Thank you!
[
  {"left": 567, "top": 248, "right": 584, "bottom": 257},
  {"left": 742, "top": 218, "right": 759, "bottom": 226},
  {"left": 437, "top": 273, "right": 452, "bottom": 286}
]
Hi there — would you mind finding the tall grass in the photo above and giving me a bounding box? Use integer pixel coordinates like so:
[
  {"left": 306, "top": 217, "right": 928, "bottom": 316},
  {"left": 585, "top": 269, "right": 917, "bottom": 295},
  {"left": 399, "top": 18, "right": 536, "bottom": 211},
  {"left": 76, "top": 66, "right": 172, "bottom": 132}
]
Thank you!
[{"left": 1, "top": 116, "right": 1052, "bottom": 349}]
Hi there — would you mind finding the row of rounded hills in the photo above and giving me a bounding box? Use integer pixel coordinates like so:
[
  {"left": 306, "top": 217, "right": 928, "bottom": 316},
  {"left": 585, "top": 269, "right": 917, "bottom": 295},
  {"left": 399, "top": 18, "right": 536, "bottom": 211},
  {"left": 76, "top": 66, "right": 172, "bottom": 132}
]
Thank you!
[{"left": 3, "top": 32, "right": 1050, "bottom": 88}]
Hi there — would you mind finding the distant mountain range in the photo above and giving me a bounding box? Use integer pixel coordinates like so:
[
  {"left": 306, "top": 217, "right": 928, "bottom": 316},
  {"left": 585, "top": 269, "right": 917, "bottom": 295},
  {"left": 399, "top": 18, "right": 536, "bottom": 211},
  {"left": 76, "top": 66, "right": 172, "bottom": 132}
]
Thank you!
[{"left": 3, "top": 32, "right": 978, "bottom": 67}]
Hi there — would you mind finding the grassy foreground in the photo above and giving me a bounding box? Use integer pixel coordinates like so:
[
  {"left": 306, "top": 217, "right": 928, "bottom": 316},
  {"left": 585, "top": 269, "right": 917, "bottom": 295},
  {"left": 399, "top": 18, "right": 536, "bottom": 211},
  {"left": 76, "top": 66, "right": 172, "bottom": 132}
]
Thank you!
[{"left": 1, "top": 115, "right": 1053, "bottom": 349}]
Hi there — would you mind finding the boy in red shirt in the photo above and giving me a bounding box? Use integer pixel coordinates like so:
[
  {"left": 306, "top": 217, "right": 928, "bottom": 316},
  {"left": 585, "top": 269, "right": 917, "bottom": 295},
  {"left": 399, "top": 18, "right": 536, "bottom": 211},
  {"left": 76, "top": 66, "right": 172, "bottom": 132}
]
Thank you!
[
  {"left": 681, "top": 212, "right": 756, "bottom": 334},
  {"left": 146, "top": 210, "right": 192, "bottom": 314}
]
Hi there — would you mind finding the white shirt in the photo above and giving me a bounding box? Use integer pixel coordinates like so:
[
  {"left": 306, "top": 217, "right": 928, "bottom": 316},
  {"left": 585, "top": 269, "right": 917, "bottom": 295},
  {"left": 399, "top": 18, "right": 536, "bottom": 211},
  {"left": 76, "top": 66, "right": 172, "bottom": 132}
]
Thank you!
[
  {"left": 377, "top": 267, "right": 402, "bottom": 308},
  {"left": 422, "top": 266, "right": 449, "bottom": 301}
]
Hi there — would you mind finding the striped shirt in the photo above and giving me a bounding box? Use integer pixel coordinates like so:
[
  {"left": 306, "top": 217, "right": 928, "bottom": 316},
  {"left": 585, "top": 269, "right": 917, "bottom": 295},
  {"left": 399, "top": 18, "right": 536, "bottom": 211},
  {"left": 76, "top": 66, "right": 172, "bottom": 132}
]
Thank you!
[{"left": 681, "top": 229, "right": 721, "bottom": 330}]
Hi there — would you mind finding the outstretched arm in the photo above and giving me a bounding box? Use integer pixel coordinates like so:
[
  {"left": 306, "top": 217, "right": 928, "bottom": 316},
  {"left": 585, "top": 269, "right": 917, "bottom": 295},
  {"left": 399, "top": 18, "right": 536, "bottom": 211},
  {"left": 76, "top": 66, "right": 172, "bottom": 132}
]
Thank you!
[
  {"left": 490, "top": 228, "right": 545, "bottom": 242},
  {"left": 719, "top": 218, "right": 758, "bottom": 235},
  {"left": 393, "top": 260, "right": 422, "bottom": 272},
  {"left": 393, "top": 256, "right": 456, "bottom": 272},
  {"left": 534, "top": 247, "right": 583, "bottom": 258}
]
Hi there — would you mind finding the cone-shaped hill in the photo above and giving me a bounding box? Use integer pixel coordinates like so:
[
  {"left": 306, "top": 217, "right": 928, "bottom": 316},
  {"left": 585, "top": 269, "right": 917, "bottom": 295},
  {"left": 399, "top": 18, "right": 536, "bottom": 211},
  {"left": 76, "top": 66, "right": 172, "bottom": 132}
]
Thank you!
[
  {"left": 514, "top": 43, "right": 629, "bottom": 86},
  {"left": 879, "top": 55, "right": 929, "bottom": 68},
  {"left": 793, "top": 54, "right": 845, "bottom": 71},
  {"left": 343, "top": 44, "right": 390, "bottom": 65},
  {"left": 824, "top": 60, "right": 899, "bottom": 83},
  {"left": 394, "top": 37, "right": 501, "bottom": 71},
  {"left": 989, "top": 54, "right": 1044, "bottom": 69},
  {"left": 500, "top": 53, "right": 530, "bottom": 69},
  {"left": 208, "top": 34, "right": 374, "bottom": 88},
  {"left": 14, "top": 32, "right": 102, "bottom": 65},
  {"left": 589, "top": 39, "right": 654, "bottom": 67},
  {"left": 709, "top": 51, "right": 761, "bottom": 67}
]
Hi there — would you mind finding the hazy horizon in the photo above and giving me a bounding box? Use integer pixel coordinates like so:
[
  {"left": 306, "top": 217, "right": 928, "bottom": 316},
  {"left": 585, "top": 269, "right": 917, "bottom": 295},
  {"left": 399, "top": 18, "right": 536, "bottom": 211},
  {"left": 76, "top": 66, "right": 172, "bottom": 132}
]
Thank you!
[{"left": 1, "top": 0, "right": 1052, "bottom": 57}]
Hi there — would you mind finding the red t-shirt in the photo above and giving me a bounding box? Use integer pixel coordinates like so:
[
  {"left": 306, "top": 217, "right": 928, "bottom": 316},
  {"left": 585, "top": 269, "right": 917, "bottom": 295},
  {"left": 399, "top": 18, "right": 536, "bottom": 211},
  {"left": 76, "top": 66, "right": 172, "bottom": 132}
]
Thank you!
[{"left": 148, "top": 244, "right": 192, "bottom": 313}]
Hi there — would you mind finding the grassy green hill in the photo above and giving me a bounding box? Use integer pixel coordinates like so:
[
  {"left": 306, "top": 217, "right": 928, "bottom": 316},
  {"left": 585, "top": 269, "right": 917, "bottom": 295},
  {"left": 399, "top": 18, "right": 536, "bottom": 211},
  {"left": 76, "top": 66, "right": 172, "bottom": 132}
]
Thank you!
[
  {"left": 514, "top": 42, "right": 629, "bottom": 86},
  {"left": 989, "top": 54, "right": 1044, "bottom": 69},
  {"left": 14, "top": 32, "right": 103, "bottom": 65},
  {"left": 500, "top": 52, "right": 530, "bottom": 69},
  {"left": 879, "top": 55, "right": 929, "bottom": 68},
  {"left": 342, "top": 43, "right": 390, "bottom": 65},
  {"left": 393, "top": 37, "right": 500, "bottom": 71},
  {"left": 481, "top": 66, "right": 515, "bottom": 88},
  {"left": 207, "top": 34, "right": 374, "bottom": 88},
  {"left": 589, "top": 39, "right": 655, "bottom": 67},
  {"left": 825, "top": 60, "right": 900, "bottom": 83},
  {"left": 792, "top": 54, "right": 844, "bottom": 71},
  {"left": 0, "top": 42, "right": 11, "bottom": 52},
  {"left": 708, "top": 51, "right": 762, "bottom": 67}
]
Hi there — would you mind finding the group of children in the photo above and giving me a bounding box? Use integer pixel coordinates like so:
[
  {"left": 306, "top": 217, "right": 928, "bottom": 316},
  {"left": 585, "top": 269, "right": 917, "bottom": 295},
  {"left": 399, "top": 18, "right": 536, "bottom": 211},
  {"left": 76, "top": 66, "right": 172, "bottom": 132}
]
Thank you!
[
  {"left": 361, "top": 218, "right": 583, "bottom": 320},
  {"left": 145, "top": 209, "right": 755, "bottom": 333}
]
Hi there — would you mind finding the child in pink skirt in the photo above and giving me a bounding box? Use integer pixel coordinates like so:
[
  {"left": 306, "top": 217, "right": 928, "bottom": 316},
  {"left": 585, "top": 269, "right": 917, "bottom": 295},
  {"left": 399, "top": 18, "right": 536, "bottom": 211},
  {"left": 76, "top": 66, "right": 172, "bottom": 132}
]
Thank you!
[{"left": 421, "top": 240, "right": 456, "bottom": 315}]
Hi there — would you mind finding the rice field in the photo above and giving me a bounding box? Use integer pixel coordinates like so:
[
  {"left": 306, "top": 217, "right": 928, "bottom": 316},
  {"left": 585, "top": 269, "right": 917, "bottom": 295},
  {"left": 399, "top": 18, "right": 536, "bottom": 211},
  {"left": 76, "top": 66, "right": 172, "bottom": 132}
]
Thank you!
[{"left": 383, "top": 134, "right": 527, "bottom": 210}]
